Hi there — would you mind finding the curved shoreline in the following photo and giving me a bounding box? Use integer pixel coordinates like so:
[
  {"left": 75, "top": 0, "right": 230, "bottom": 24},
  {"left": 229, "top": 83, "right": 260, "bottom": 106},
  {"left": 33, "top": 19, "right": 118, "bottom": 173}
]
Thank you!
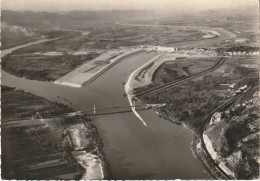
[
  {"left": 1, "top": 86, "right": 111, "bottom": 179},
  {"left": 130, "top": 64, "right": 250, "bottom": 179},
  {"left": 117, "top": 22, "right": 236, "bottom": 49},
  {"left": 1, "top": 38, "right": 111, "bottom": 180},
  {"left": 54, "top": 49, "right": 145, "bottom": 88},
  {"left": 123, "top": 57, "right": 157, "bottom": 126},
  {"left": 2, "top": 23, "right": 238, "bottom": 179},
  {"left": 1, "top": 38, "right": 57, "bottom": 58},
  {"left": 123, "top": 26, "right": 236, "bottom": 178}
]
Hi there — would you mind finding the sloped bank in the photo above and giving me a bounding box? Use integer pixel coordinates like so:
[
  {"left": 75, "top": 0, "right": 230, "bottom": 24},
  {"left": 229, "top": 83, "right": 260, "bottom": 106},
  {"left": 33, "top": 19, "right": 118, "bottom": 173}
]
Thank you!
[{"left": 1, "top": 86, "right": 111, "bottom": 180}]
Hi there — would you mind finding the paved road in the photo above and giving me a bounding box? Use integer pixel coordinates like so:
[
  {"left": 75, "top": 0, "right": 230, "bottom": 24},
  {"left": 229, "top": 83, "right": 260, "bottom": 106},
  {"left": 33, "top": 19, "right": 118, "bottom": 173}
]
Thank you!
[
  {"left": 199, "top": 87, "right": 252, "bottom": 179},
  {"left": 135, "top": 52, "right": 250, "bottom": 179}
]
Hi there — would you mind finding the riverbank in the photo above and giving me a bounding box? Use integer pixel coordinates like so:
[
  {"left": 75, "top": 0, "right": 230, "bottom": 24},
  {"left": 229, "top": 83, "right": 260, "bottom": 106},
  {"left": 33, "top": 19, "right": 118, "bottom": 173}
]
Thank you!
[
  {"left": 123, "top": 50, "right": 216, "bottom": 170},
  {"left": 1, "top": 38, "right": 57, "bottom": 58},
  {"left": 55, "top": 49, "right": 144, "bottom": 87},
  {"left": 202, "top": 87, "right": 260, "bottom": 179},
  {"left": 131, "top": 97, "right": 225, "bottom": 179},
  {"left": 118, "top": 23, "right": 236, "bottom": 49},
  {"left": 2, "top": 49, "right": 209, "bottom": 179},
  {"left": 2, "top": 47, "right": 101, "bottom": 82},
  {"left": 133, "top": 54, "right": 259, "bottom": 179},
  {"left": 1, "top": 86, "right": 111, "bottom": 179},
  {"left": 124, "top": 54, "right": 162, "bottom": 126}
]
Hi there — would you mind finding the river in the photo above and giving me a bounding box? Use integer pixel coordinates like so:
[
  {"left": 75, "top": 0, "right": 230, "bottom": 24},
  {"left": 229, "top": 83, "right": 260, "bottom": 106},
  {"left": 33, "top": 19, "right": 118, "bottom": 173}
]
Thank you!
[
  {"left": 2, "top": 49, "right": 208, "bottom": 179},
  {"left": 1, "top": 38, "right": 57, "bottom": 58}
]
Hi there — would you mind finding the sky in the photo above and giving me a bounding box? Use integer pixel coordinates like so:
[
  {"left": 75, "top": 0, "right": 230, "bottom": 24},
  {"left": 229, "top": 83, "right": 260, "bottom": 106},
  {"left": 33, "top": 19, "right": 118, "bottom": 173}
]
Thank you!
[{"left": 1, "top": 0, "right": 258, "bottom": 13}]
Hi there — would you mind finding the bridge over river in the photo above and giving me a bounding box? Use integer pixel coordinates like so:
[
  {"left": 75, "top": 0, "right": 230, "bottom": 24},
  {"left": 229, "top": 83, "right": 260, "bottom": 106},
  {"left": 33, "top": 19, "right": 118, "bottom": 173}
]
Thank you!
[{"left": 1, "top": 23, "right": 237, "bottom": 179}]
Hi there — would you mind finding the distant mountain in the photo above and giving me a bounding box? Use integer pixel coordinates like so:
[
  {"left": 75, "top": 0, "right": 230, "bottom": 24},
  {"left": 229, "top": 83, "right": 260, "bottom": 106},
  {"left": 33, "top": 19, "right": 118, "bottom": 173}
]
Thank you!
[
  {"left": 1, "top": 10, "right": 155, "bottom": 30},
  {"left": 65, "top": 10, "right": 155, "bottom": 20},
  {"left": 198, "top": 8, "right": 258, "bottom": 19},
  {"left": 2, "top": 10, "right": 67, "bottom": 29}
]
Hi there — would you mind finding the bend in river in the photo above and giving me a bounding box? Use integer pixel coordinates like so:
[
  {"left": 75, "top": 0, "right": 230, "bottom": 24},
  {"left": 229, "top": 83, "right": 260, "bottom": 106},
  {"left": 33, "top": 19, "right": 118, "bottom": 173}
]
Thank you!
[
  {"left": 2, "top": 51, "right": 208, "bottom": 179},
  {"left": 2, "top": 25, "right": 237, "bottom": 178}
]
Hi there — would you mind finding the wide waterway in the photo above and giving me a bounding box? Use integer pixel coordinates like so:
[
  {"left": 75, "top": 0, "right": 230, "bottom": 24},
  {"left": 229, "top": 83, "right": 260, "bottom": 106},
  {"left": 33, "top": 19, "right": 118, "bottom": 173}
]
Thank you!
[{"left": 2, "top": 50, "right": 208, "bottom": 179}]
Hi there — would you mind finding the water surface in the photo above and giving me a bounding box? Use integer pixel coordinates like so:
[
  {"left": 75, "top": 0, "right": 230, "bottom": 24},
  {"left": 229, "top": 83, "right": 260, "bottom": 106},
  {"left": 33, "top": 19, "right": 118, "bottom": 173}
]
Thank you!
[{"left": 2, "top": 51, "right": 208, "bottom": 179}]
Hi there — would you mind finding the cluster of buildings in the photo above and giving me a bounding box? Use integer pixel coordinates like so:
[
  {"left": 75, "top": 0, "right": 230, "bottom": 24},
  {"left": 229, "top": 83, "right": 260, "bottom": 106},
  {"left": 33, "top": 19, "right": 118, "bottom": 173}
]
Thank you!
[
  {"left": 225, "top": 51, "right": 259, "bottom": 56},
  {"left": 146, "top": 46, "right": 178, "bottom": 52},
  {"left": 234, "top": 85, "right": 248, "bottom": 95}
]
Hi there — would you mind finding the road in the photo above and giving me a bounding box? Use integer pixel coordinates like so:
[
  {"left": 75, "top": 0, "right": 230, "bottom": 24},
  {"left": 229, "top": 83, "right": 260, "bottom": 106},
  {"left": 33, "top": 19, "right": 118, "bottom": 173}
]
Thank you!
[
  {"left": 136, "top": 56, "right": 227, "bottom": 97},
  {"left": 2, "top": 21, "right": 239, "bottom": 179},
  {"left": 134, "top": 51, "right": 249, "bottom": 179},
  {"left": 199, "top": 87, "right": 252, "bottom": 179},
  {"left": 85, "top": 107, "right": 147, "bottom": 116}
]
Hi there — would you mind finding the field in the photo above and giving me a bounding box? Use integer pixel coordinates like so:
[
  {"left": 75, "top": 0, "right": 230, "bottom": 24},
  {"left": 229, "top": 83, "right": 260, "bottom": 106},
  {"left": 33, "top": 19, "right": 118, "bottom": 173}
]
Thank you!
[
  {"left": 2, "top": 48, "right": 101, "bottom": 81},
  {"left": 1, "top": 23, "right": 206, "bottom": 82},
  {"left": 135, "top": 54, "right": 259, "bottom": 179},
  {"left": 1, "top": 22, "right": 43, "bottom": 49},
  {"left": 1, "top": 9, "right": 259, "bottom": 180},
  {"left": 1, "top": 10, "right": 213, "bottom": 82},
  {"left": 137, "top": 56, "right": 259, "bottom": 133},
  {"left": 1, "top": 86, "right": 110, "bottom": 179},
  {"left": 153, "top": 57, "right": 218, "bottom": 84}
]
